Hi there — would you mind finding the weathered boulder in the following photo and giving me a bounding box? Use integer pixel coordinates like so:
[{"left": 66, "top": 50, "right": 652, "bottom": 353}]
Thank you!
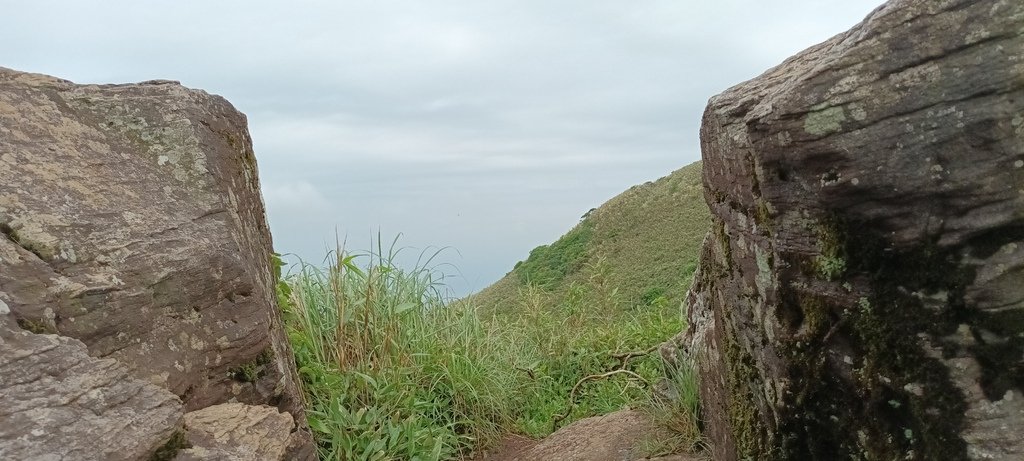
[
  {"left": 0, "top": 68, "right": 313, "bottom": 459},
  {"left": 174, "top": 403, "right": 295, "bottom": 461},
  {"left": 679, "top": 0, "right": 1024, "bottom": 459}
]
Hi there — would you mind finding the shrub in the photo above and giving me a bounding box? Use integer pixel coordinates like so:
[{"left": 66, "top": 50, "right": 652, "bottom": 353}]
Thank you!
[{"left": 514, "top": 220, "right": 594, "bottom": 289}]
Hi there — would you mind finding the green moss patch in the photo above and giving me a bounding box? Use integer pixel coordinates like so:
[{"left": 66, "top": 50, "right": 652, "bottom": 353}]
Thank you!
[
  {"left": 16, "top": 317, "right": 55, "bottom": 335},
  {"left": 148, "top": 430, "right": 191, "bottom": 461},
  {"left": 229, "top": 346, "right": 274, "bottom": 383}
]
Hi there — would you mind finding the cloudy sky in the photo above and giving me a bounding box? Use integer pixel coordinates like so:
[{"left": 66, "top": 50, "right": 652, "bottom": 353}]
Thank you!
[{"left": 3, "top": 0, "right": 881, "bottom": 295}]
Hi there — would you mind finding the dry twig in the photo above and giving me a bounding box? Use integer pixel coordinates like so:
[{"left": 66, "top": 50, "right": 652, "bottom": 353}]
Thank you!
[
  {"left": 610, "top": 344, "right": 659, "bottom": 370},
  {"left": 514, "top": 366, "right": 536, "bottom": 380}
]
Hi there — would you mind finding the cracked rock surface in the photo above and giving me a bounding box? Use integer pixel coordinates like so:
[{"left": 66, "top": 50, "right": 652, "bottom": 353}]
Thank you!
[
  {"left": 672, "top": 0, "right": 1024, "bottom": 460},
  {"left": 0, "top": 67, "right": 313, "bottom": 459},
  {"left": 0, "top": 313, "right": 183, "bottom": 460},
  {"left": 174, "top": 403, "right": 295, "bottom": 461}
]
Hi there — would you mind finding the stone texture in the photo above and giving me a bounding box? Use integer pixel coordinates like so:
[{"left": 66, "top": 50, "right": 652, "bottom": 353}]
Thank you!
[
  {"left": 174, "top": 403, "right": 295, "bottom": 461},
  {"left": 0, "top": 313, "right": 183, "bottom": 460},
  {"left": 482, "top": 409, "right": 702, "bottom": 461},
  {"left": 677, "top": 0, "right": 1024, "bottom": 459},
  {"left": 0, "top": 67, "right": 313, "bottom": 458}
]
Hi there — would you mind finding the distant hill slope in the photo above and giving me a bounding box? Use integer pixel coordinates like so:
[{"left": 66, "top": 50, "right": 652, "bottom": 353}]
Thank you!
[{"left": 474, "top": 161, "right": 710, "bottom": 314}]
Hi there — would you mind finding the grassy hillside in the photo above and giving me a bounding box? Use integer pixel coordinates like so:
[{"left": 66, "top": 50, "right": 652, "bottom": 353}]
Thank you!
[{"left": 474, "top": 161, "right": 709, "bottom": 314}]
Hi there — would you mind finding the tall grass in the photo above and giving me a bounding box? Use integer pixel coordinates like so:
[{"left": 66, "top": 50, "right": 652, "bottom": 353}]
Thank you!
[
  {"left": 278, "top": 239, "right": 702, "bottom": 460},
  {"left": 280, "top": 241, "right": 515, "bottom": 460},
  {"left": 490, "top": 276, "right": 685, "bottom": 438},
  {"left": 645, "top": 356, "right": 705, "bottom": 456}
]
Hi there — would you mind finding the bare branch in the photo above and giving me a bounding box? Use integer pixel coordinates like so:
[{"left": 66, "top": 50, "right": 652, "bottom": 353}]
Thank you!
[{"left": 551, "top": 369, "right": 651, "bottom": 431}]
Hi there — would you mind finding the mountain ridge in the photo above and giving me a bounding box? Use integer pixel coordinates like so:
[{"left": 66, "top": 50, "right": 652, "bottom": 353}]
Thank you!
[{"left": 473, "top": 161, "right": 710, "bottom": 314}]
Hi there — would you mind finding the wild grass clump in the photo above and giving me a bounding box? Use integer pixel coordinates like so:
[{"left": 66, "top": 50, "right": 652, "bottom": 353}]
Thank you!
[
  {"left": 279, "top": 241, "right": 515, "bottom": 460},
  {"left": 644, "top": 357, "right": 704, "bottom": 456}
]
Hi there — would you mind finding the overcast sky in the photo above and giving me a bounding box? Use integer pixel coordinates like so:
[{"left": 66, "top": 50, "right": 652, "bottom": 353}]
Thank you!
[{"left": 2, "top": 0, "right": 882, "bottom": 295}]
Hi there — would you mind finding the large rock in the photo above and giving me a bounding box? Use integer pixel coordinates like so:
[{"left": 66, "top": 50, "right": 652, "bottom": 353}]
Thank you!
[
  {"left": 0, "top": 68, "right": 313, "bottom": 459},
  {"left": 679, "top": 0, "right": 1024, "bottom": 459},
  {"left": 174, "top": 403, "right": 295, "bottom": 461}
]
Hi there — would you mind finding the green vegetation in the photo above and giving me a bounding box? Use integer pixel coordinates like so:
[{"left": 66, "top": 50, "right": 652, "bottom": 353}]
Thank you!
[
  {"left": 229, "top": 347, "right": 273, "bottom": 383},
  {"left": 15, "top": 317, "right": 54, "bottom": 334},
  {"left": 280, "top": 244, "right": 513, "bottom": 460},
  {"left": 489, "top": 276, "right": 684, "bottom": 438},
  {"left": 149, "top": 431, "right": 191, "bottom": 461},
  {"left": 280, "top": 245, "right": 703, "bottom": 459},
  {"left": 812, "top": 218, "right": 847, "bottom": 281},
  {"left": 476, "top": 161, "right": 709, "bottom": 315},
  {"left": 513, "top": 220, "right": 593, "bottom": 289},
  {"left": 647, "top": 361, "right": 704, "bottom": 455},
  {"left": 279, "top": 161, "right": 710, "bottom": 460}
]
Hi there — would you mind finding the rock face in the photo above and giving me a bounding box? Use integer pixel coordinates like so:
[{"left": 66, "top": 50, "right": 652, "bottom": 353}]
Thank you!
[
  {"left": 483, "top": 410, "right": 700, "bottom": 461},
  {"left": 679, "top": 0, "right": 1024, "bottom": 459},
  {"left": 0, "top": 68, "right": 313, "bottom": 459},
  {"left": 175, "top": 403, "right": 295, "bottom": 461},
  {"left": 0, "top": 313, "right": 182, "bottom": 460}
]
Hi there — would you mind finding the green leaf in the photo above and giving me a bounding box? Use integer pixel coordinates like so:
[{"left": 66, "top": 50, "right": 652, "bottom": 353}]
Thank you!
[
  {"left": 351, "top": 371, "right": 378, "bottom": 388},
  {"left": 393, "top": 302, "right": 416, "bottom": 315},
  {"left": 307, "top": 417, "right": 331, "bottom": 434}
]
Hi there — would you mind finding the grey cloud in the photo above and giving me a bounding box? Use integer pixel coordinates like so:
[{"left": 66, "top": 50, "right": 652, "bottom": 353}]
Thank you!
[{"left": 2, "top": 0, "right": 883, "bottom": 294}]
